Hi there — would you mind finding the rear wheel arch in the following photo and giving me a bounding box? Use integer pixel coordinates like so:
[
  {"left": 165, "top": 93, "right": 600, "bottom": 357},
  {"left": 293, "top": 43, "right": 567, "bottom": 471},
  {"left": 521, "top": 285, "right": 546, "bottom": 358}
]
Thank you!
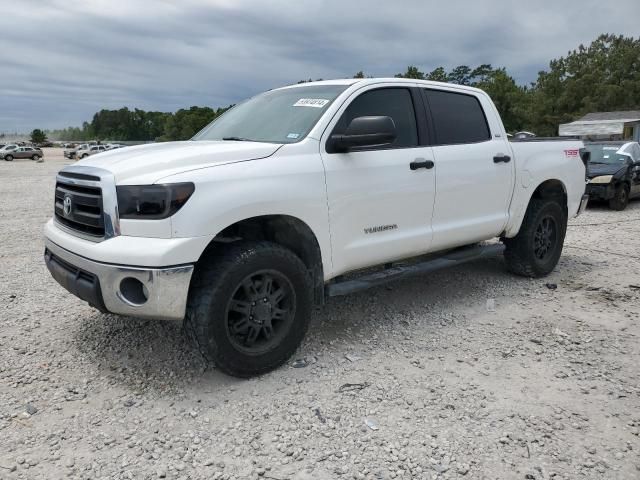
[
  {"left": 530, "top": 179, "right": 568, "bottom": 212},
  {"left": 503, "top": 188, "right": 568, "bottom": 278},
  {"left": 506, "top": 179, "right": 568, "bottom": 237},
  {"left": 195, "top": 215, "right": 325, "bottom": 303}
]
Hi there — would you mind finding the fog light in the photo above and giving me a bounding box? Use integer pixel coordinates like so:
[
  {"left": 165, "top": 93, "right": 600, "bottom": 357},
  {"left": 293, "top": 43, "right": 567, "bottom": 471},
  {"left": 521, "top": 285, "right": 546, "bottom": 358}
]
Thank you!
[{"left": 119, "top": 277, "right": 149, "bottom": 305}]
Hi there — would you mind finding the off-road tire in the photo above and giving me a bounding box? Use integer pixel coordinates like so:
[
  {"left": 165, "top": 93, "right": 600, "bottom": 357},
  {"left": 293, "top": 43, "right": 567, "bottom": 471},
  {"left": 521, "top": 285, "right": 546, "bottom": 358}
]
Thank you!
[
  {"left": 4, "top": 155, "right": 13, "bottom": 161},
  {"left": 184, "top": 241, "right": 313, "bottom": 377},
  {"left": 503, "top": 198, "right": 567, "bottom": 278},
  {"left": 609, "top": 184, "right": 629, "bottom": 211}
]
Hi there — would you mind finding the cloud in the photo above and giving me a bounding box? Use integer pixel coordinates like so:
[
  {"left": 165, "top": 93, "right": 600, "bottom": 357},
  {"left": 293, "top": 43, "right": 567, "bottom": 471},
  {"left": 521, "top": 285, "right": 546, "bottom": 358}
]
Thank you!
[{"left": 0, "top": 0, "right": 637, "bottom": 131}]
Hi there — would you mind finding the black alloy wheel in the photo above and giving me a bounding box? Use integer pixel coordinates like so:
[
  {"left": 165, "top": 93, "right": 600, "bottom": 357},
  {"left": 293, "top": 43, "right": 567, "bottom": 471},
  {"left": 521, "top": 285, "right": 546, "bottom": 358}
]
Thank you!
[
  {"left": 225, "top": 269, "right": 296, "bottom": 355},
  {"left": 533, "top": 216, "right": 558, "bottom": 261},
  {"left": 503, "top": 198, "right": 567, "bottom": 277},
  {"left": 184, "top": 241, "right": 313, "bottom": 377}
]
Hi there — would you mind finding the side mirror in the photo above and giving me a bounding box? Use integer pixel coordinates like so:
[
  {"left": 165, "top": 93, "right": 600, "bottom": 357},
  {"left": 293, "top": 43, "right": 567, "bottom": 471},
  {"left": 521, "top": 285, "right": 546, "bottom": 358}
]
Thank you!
[{"left": 328, "top": 116, "right": 396, "bottom": 153}]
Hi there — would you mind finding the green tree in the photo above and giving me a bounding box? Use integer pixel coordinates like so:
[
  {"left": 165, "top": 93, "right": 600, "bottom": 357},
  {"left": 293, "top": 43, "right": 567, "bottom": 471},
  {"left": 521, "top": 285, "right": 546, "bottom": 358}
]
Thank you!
[
  {"left": 30, "top": 129, "right": 47, "bottom": 144},
  {"left": 474, "top": 68, "right": 529, "bottom": 132},
  {"left": 470, "top": 64, "right": 494, "bottom": 83},
  {"left": 161, "top": 106, "right": 219, "bottom": 141},
  {"left": 528, "top": 34, "right": 640, "bottom": 135},
  {"left": 426, "top": 67, "right": 448, "bottom": 82},
  {"left": 447, "top": 65, "right": 473, "bottom": 85},
  {"left": 395, "top": 66, "right": 425, "bottom": 79}
]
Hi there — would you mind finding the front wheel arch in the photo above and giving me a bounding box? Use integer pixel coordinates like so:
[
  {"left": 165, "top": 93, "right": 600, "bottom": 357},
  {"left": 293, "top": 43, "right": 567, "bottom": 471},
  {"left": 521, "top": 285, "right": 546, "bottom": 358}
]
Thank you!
[{"left": 195, "top": 215, "right": 325, "bottom": 304}]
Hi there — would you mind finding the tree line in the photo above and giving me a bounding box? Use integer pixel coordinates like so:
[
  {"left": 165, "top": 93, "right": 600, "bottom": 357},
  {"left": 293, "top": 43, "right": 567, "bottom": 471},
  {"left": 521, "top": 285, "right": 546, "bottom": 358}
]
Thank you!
[
  {"left": 47, "top": 34, "right": 640, "bottom": 142},
  {"left": 49, "top": 105, "right": 233, "bottom": 142}
]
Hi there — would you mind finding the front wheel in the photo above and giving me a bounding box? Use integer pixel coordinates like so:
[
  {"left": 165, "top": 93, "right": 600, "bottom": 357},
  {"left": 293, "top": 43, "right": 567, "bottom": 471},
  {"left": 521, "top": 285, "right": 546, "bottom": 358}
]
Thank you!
[
  {"left": 503, "top": 198, "right": 567, "bottom": 277},
  {"left": 4, "top": 155, "right": 13, "bottom": 161},
  {"left": 609, "top": 184, "right": 629, "bottom": 211},
  {"left": 185, "top": 241, "right": 313, "bottom": 377},
  {"left": 32, "top": 155, "right": 41, "bottom": 161}
]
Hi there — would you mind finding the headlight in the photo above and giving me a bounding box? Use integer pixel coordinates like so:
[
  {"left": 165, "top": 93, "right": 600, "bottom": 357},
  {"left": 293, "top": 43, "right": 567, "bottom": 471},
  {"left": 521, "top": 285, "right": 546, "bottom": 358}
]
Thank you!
[
  {"left": 589, "top": 175, "right": 613, "bottom": 184},
  {"left": 117, "top": 183, "right": 195, "bottom": 220}
]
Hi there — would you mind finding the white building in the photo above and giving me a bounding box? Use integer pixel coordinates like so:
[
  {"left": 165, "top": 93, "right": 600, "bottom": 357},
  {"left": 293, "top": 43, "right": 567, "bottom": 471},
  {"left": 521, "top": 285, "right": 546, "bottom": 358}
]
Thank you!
[{"left": 559, "top": 111, "right": 640, "bottom": 141}]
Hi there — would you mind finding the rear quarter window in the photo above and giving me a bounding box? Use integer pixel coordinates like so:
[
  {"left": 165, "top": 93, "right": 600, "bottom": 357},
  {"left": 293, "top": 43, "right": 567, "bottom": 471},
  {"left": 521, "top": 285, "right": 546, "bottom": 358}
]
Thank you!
[{"left": 424, "top": 89, "right": 491, "bottom": 145}]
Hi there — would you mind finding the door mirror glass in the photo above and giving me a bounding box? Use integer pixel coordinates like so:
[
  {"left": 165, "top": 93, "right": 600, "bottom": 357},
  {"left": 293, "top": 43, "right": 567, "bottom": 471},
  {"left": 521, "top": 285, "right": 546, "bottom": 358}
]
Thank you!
[{"left": 328, "top": 116, "right": 397, "bottom": 153}]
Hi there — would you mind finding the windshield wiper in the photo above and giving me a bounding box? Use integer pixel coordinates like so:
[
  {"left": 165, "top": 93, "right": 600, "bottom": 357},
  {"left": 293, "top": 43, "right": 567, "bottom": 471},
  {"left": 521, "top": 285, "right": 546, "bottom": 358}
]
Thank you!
[
  {"left": 589, "top": 161, "right": 608, "bottom": 165},
  {"left": 222, "top": 136, "right": 254, "bottom": 142}
]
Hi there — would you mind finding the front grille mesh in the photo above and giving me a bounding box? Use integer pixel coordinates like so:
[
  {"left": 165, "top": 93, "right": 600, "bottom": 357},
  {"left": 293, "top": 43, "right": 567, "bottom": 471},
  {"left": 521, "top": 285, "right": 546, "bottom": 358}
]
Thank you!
[{"left": 54, "top": 181, "right": 105, "bottom": 237}]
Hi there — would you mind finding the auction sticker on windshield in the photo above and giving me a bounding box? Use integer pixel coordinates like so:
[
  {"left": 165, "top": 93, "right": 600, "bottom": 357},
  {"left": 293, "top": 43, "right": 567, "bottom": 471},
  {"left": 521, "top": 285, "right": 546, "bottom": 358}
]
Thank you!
[{"left": 293, "top": 98, "right": 330, "bottom": 108}]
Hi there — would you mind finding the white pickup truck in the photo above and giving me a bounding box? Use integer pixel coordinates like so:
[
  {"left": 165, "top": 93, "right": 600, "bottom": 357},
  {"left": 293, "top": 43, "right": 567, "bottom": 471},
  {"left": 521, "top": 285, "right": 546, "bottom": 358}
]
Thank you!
[{"left": 44, "top": 78, "right": 588, "bottom": 377}]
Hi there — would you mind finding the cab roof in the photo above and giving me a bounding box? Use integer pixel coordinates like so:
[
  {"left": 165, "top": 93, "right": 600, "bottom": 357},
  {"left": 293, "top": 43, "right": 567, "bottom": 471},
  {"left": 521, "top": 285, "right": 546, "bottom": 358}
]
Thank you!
[{"left": 277, "top": 77, "right": 486, "bottom": 95}]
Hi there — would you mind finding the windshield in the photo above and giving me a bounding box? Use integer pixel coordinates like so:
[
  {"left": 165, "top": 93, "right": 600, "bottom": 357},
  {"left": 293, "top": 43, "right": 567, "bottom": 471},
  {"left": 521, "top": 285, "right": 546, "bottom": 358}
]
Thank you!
[
  {"left": 586, "top": 145, "right": 631, "bottom": 164},
  {"left": 193, "top": 84, "right": 348, "bottom": 144}
]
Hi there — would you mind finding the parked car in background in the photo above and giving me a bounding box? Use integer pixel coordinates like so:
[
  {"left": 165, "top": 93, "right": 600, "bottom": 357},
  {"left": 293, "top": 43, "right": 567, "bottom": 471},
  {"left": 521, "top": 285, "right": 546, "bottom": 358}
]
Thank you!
[
  {"left": 513, "top": 131, "right": 536, "bottom": 139},
  {"left": 1, "top": 146, "right": 43, "bottom": 161},
  {"left": 584, "top": 141, "right": 640, "bottom": 210},
  {"left": 64, "top": 144, "right": 90, "bottom": 159},
  {"left": 64, "top": 145, "right": 80, "bottom": 159},
  {"left": 1, "top": 144, "right": 19, "bottom": 153},
  {"left": 106, "top": 143, "right": 125, "bottom": 150},
  {"left": 78, "top": 145, "right": 109, "bottom": 158}
]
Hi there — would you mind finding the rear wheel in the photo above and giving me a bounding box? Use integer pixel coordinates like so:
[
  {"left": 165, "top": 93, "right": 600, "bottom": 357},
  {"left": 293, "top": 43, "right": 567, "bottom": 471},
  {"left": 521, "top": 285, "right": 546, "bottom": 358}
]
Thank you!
[
  {"left": 503, "top": 198, "right": 567, "bottom": 277},
  {"left": 185, "top": 241, "right": 312, "bottom": 377},
  {"left": 609, "top": 184, "right": 629, "bottom": 211},
  {"left": 4, "top": 154, "right": 13, "bottom": 161}
]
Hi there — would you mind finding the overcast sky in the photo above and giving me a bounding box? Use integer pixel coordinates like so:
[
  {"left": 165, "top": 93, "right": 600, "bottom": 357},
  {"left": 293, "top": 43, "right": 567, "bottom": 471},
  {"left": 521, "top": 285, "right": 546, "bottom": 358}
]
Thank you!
[{"left": 1, "top": 0, "right": 638, "bottom": 132}]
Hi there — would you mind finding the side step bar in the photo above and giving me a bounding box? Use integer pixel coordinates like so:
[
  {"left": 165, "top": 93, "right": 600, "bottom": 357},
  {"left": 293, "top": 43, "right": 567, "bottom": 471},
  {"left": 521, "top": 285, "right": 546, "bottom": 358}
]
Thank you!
[{"left": 326, "top": 243, "right": 505, "bottom": 297}]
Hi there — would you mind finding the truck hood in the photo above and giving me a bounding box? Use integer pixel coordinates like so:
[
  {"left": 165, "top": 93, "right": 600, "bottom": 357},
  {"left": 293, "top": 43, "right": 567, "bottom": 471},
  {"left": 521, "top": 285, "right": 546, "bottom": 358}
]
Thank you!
[
  {"left": 586, "top": 163, "right": 626, "bottom": 178},
  {"left": 73, "top": 140, "right": 282, "bottom": 184}
]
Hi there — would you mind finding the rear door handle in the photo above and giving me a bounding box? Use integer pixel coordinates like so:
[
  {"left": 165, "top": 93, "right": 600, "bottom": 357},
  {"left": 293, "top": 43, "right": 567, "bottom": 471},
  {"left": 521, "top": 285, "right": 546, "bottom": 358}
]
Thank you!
[
  {"left": 410, "top": 159, "right": 434, "bottom": 170},
  {"left": 493, "top": 154, "right": 511, "bottom": 163}
]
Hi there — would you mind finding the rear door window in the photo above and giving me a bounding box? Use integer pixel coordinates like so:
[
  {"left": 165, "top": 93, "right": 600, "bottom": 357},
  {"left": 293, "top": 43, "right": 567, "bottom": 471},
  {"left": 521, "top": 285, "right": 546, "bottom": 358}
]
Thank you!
[{"left": 424, "top": 89, "right": 491, "bottom": 145}]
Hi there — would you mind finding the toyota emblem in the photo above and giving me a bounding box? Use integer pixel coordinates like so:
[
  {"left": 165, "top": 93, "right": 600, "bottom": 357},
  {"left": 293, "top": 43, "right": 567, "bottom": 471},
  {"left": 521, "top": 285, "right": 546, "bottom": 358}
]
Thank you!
[{"left": 63, "top": 195, "right": 72, "bottom": 216}]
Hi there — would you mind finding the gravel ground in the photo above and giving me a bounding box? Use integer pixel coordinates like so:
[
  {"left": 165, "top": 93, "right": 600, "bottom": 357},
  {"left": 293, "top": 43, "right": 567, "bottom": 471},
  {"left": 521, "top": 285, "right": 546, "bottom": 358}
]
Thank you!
[{"left": 1, "top": 149, "right": 639, "bottom": 480}]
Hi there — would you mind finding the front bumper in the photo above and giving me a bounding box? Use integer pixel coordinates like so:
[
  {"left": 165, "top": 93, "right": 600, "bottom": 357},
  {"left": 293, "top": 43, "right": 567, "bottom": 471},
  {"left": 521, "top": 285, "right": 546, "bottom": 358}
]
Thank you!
[
  {"left": 586, "top": 182, "right": 614, "bottom": 201},
  {"left": 44, "top": 238, "right": 194, "bottom": 321}
]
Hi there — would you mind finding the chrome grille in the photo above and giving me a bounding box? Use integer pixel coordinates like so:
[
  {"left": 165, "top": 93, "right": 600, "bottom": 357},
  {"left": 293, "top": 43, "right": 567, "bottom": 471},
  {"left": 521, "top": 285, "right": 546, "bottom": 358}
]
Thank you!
[
  {"left": 54, "top": 180, "right": 105, "bottom": 237},
  {"left": 53, "top": 166, "right": 120, "bottom": 241}
]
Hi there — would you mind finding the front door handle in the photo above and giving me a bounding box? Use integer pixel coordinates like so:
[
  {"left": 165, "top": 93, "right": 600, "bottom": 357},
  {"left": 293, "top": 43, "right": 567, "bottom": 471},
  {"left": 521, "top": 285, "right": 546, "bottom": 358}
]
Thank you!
[
  {"left": 410, "top": 159, "right": 434, "bottom": 170},
  {"left": 493, "top": 154, "right": 511, "bottom": 163}
]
